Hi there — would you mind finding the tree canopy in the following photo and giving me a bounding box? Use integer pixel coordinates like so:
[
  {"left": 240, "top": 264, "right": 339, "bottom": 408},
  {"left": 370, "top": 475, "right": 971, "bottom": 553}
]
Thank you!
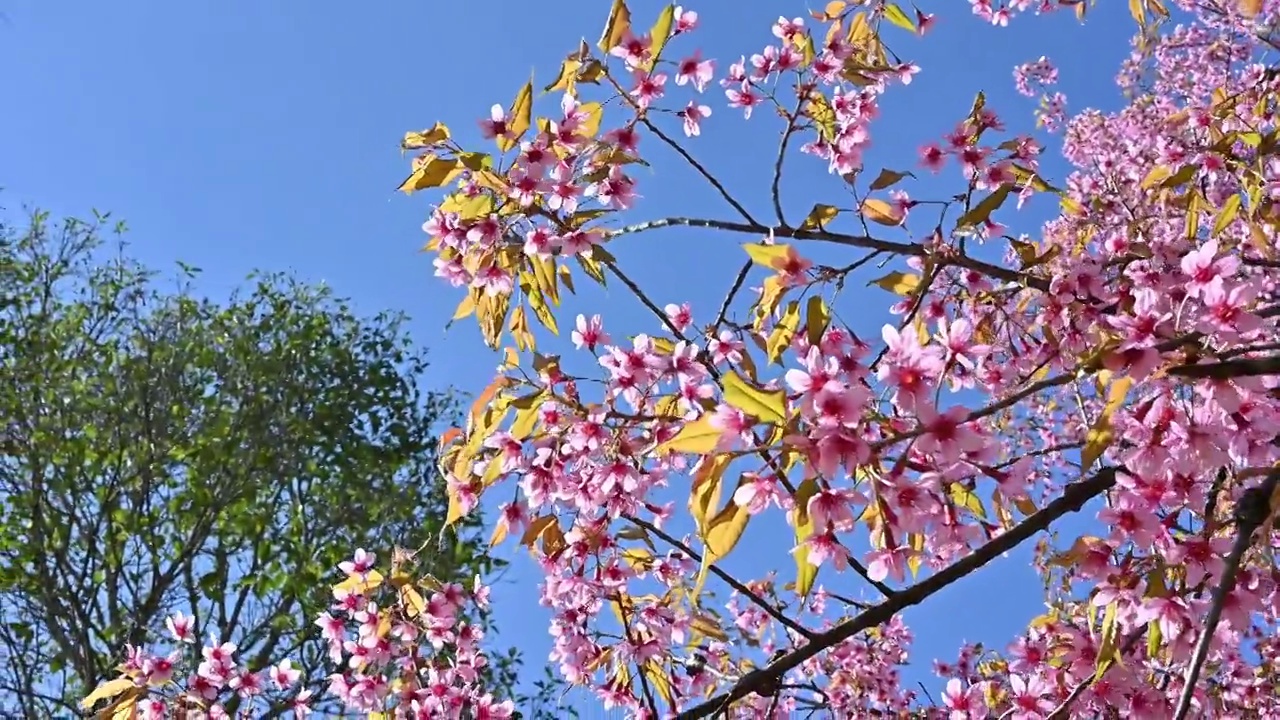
[{"left": 0, "top": 210, "right": 520, "bottom": 717}]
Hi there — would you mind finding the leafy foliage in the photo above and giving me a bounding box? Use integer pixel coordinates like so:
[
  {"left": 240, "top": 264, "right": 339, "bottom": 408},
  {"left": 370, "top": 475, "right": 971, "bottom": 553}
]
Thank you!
[{"left": 0, "top": 210, "right": 521, "bottom": 716}]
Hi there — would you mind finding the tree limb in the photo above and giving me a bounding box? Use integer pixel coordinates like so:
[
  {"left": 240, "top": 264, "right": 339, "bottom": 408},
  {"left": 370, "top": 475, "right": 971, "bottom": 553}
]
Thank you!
[{"left": 674, "top": 466, "right": 1120, "bottom": 720}]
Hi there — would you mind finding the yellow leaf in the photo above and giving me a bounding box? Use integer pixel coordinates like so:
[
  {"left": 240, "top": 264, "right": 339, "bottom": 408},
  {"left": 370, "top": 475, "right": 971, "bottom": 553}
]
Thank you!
[
  {"left": 766, "top": 301, "right": 801, "bottom": 364},
  {"left": 1212, "top": 194, "right": 1241, "bottom": 237},
  {"left": 741, "top": 242, "right": 793, "bottom": 268},
  {"left": 882, "top": 2, "right": 916, "bottom": 31},
  {"left": 109, "top": 694, "right": 141, "bottom": 720},
  {"left": 397, "top": 156, "right": 462, "bottom": 194},
  {"left": 689, "top": 613, "right": 729, "bottom": 641},
  {"left": 860, "top": 198, "right": 903, "bottom": 225},
  {"left": 806, "top": 91, "right": 838, "bottom": 141},
  {"left": 527, "top": 286, "right": 559, "bottom": 335},
  {"left": 488, "top": 521, "right": 509, "bottom": 548},
  {"left": 509, "top": 392, "right": 544, "bottom": 439},
  {"left": 792, "top": 478, "right": 821, "bottom": 598},
  {"left": 1146, "top": 619, "right": 1163, "bottom": 658},
  {"left": 822, "top": 1, "right": 847, "bottom": 20},
  {"left": 643, "top": 661, "right": 674, "bottom": 705},
  {"left": 869, "top": 168, "right": 912, "bottom": 190},
  {"left": 689, "top": 454, "right": 731, "bottom": 535},
  {"left": 1240, "top": 0, "right": 1264, "bottom": 18},
  {"left": 442, "top": 192, "right": 495, "bottom": 221},
  {"left": 1140, "top": 165, "right": 1172, "bottom": 188},
  {"left": 721, "top": 370, "right": 787, "bottom": 425},
  {"left": 540, "top": 518, "right": 567, "bottom": 558},
  {"left": 558, "top": 264, "right": 576, "bottom": 293},
  {"left": 956, "top": 184, "right": 1013, "bottom": 228},
  {"left": 577, "top": 101, "right": 604, "bottom": 139},
  {"left": 333, "top": 569, "right": 385, "bottom": 596},
  {"left": 509, "top": 305, "right": 533, "bottom": 352},
  {"left": 1160, "top": 164, "right": 1200, "bottom": 189},
  {"left": 658, "top": 415, "right": 723, "bottom": 454},
  {"left": 907, "top": 532, "right": 925, "bottom": 577},
  {"left": 704, "top": 498, "right": 751, "bottom": 559},
  {"left": 1095, "top": 601, "right": 1121, "bottom": 679},
  {"left": 544, "top": 56, "right": 581, "bottom": 95},
  {"left": 521, "top": 515, "right": 557, "bottom": 548},
  {"left": 754, "top": 275, "right": 788, "bottom": 328},
  {"left": 499, "top": 79, "right": 534, "bottom": 153},
  {"left": 692, "top": 492, "right": 752, "bottom": 601},
  {"left": 1007, "top": 163, "right": 1057, "bottom": 192},
  {"left": 1129, "top": 0, "right": 1146, "bottom": 25},
  {"left": 1081, "top": 375, "right": 1133, "bottom": 469},
  {"left": 801, "top": 203, "right": 840, "bottom": 230},
  {"left": 621, "top": 547, "right": 655, "bottom": 568},
  {"left": 477, "top": 292, "right": 511, "bottom": 349},
  {"left": 402, "top": 122, "right": 451, "bottom": 149},
  {"left": 597, "top": 0, "right": 632, "bottom": 53},
  {"left": 401, "top": 585, "right": 427, "bottom": 618},
  {"left": 647, "top": 4, "right": 676, "bottom": 68},
  {"left": 846, "top": 11, "right": 871, "bottom": 44},
  {"left": 948, "top": 484, "right": 987, "bottom": 519},
  {"left": 81, "top": 677, "right": 137, "bottom": 710},
  {"left": 869, "top": 270, "right": 921, "bottom": 296},
  {"left": 1012, "top": 496, "right": 1038, "bottom": 516},
  {"left": 452, "top": 292, "right": 476, "bottom": 321},
  {"left": 805, "top": 296, "right": 830, "bottom": 347}
]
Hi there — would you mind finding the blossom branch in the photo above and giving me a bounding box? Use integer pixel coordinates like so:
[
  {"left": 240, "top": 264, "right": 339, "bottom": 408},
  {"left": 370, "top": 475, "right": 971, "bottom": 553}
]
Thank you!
[
  {"left": 1173, "top": 468, "right": 1280, "bottom": 720},
  {"left": 601, "top": 71, "right": 758, "bottom": 225},
  {"left": 625, "top": 516, "right": 816, "bottom": 641},
  {"left": 674, "top": 466, "right": 1122, "bottom": 720},
  {"left": 1042, "top": 630, "right": 1144, "bottom": 720}
]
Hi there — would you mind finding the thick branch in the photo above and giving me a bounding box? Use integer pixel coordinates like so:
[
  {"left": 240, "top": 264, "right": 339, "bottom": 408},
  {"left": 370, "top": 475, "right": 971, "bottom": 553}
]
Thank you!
[{"left": 674, "top": 466, "right": 1120, "bottom": 720}]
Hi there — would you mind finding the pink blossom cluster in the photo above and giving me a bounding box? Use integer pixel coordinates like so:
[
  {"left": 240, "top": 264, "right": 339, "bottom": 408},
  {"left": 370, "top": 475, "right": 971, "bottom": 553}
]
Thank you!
[
  {"left": 81, "top": 1, "right": 1280, "bottom": 718},
  {"left": 399, "top": 1, "right": 1280, "bottom": 716},
  {"left": 86, "top": 549, "right": 510, "bottom": 719}
]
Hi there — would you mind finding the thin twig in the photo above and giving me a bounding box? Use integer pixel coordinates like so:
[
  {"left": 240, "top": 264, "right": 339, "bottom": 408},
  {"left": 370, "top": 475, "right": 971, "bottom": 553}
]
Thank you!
[
  {"left": 770, "top": 97, "right": 805, "bottom": 227},
  {"left": 601, "top": 70, "right": 758, "bottom": 225},
  {"left": 627, "top": 516, "right": 815, "bottom": 641},
  {"left": 712, "top": 260, "right": 753, "bottom": 332}
]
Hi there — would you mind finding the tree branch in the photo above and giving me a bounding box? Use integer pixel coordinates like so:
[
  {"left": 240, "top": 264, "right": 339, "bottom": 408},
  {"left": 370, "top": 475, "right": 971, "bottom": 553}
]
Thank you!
[
  {"left": 673, "top": 466, "right": 1120, "bottom": 720},
  {"left": 604, "top": 216, "right": 1040, "bottom": 290},
  {"left": 1173, "top": 468, "right": 1280, "bottom": 720}
]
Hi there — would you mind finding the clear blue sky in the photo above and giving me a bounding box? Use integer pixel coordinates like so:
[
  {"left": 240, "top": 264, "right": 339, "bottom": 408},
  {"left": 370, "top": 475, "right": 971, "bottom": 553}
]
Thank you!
[{"left": 1, "top": 0, "right": 1137, "bottom": 713}]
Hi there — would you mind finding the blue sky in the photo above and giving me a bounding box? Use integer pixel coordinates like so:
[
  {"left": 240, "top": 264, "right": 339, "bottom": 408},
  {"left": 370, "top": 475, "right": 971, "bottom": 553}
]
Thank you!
[{"left": 1, "top": 0, "right": 1138, "bottom": 713}]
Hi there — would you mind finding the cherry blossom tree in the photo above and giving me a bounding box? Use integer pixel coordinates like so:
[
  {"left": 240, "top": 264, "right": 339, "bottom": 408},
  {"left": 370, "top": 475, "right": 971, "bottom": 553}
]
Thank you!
[{"left": 85, "top": 0, "right": 1280, "bottom": 717}]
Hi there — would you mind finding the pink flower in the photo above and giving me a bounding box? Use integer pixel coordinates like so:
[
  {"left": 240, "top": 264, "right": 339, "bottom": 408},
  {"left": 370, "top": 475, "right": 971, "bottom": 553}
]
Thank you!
[
  {"left": 166, "top": 611, "right": 195, "bottom": 644},
  {"left": 679, "top": 101, "right": 712, "bottom": 137}
]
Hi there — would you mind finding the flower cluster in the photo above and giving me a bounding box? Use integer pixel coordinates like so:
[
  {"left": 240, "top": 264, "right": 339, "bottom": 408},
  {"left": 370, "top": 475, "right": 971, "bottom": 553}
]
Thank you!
[
  {"left": 82, "top": 550, "right": 510, "bottom": 719},
  {"left": 397, "top": 1, "right": 1280, "bottom": 717}
]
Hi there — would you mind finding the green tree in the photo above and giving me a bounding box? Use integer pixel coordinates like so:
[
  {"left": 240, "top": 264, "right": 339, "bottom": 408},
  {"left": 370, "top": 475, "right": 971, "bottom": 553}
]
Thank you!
[{"left": 0, "top": 209, "right": 521, "bottom": 717}]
